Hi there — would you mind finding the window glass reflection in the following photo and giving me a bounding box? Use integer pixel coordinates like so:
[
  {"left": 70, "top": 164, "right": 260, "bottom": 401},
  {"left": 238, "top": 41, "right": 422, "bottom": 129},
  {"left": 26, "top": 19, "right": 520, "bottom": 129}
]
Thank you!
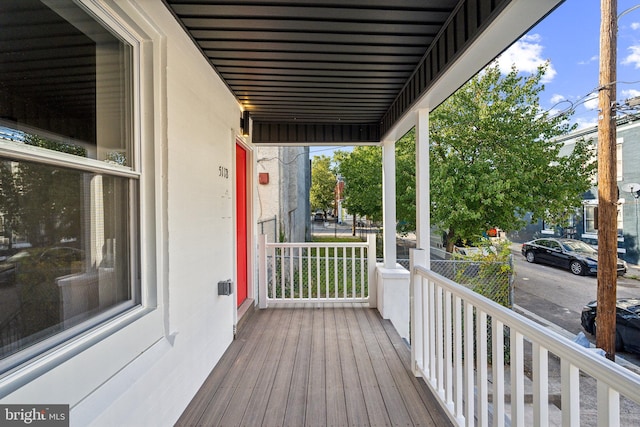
[
  {"left": 0, "top": 0, "right": 132, "bottom": 166},
  {"left": 0, "top": 157, "right": 133, "bottom": 360}
]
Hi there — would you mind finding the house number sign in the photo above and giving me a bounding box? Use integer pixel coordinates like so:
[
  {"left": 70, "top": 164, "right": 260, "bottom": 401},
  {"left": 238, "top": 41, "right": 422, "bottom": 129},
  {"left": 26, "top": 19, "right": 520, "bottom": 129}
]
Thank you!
[{"left": 218, "top": 166, "right": 229, "bottom": 179}]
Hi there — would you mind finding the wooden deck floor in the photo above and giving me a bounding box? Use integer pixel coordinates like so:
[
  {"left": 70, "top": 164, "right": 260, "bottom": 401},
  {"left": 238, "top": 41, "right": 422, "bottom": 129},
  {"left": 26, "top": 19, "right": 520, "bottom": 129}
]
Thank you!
[{"left": 176, "top": 304, "right": 452, "bottom": 426}]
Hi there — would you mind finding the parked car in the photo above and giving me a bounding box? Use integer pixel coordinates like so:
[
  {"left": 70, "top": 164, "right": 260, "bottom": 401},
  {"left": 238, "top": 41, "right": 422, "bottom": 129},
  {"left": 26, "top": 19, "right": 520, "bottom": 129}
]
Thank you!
[
  {"left": 581, "top": 298, "right": 640, "bottom": 353},
  {"left": 313, "top": 212, "right": 325, "bottom": 222},
  {"left": 521, "top": 238, "right": 627, "bottom": 276}
]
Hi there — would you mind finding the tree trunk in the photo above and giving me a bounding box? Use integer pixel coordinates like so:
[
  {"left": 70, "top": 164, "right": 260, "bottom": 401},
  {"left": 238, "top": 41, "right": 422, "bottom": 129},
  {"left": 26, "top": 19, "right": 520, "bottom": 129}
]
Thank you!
[
  {"left": 352, "top": 214, "right": 356, "bottom": 236},
  {"left": 445, "top": 228, "right": 456, "bottom": 253}
]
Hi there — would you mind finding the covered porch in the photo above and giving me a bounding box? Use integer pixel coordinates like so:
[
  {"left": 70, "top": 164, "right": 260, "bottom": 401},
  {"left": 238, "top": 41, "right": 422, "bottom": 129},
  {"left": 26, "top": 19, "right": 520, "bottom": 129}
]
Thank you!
[{"left": 178, "top": 241, "right": 640, "bottom": 426}]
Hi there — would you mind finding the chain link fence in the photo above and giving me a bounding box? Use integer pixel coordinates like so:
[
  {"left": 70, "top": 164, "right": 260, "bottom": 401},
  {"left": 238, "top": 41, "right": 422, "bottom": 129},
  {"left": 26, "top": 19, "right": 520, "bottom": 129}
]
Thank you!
[{"left": 396, "top": 256, "right": 514, "bottom": 308}]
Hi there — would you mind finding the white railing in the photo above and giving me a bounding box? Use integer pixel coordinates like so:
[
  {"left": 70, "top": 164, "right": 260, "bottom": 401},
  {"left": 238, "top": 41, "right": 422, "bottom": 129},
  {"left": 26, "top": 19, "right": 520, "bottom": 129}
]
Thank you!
[
  {"left": 410, "top": 248, "right": 640, "bottom": 427},
  {"left": 258, "top": 234, "right": 376, "bottom": 308}
]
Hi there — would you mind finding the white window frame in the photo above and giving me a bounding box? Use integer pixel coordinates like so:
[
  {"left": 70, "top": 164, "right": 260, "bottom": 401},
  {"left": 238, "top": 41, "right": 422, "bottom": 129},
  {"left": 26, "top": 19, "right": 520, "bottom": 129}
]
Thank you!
[
  {"left": 582, "top": 199, "right": 625, "bottom": 240},
  {"left": 617, "top": 137, "right": 623, "bottom": 182}
]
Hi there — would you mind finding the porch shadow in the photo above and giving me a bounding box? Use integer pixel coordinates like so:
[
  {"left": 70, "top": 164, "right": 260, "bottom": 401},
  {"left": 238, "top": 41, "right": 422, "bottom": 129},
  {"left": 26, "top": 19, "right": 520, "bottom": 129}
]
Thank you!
[{"left": 176, "top": 303, "right": 452, "bottom": 426}]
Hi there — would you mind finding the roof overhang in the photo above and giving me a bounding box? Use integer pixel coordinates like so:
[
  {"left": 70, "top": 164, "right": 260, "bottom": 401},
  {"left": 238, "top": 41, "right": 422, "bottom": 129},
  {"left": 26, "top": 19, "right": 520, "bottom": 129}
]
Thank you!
[{"left": 163, "top": 0, "right": 564, "bottom": 145}]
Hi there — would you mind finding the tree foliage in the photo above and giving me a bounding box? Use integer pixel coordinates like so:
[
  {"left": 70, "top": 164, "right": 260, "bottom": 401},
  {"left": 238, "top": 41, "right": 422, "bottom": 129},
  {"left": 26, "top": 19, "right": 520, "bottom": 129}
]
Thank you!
[
  {"left": 310, "top": 155, "right": 336, "bottom": 213},
  {"left": 396, "top": 131, "right": 417, "bottom": 233},
  {"left": 332, "top": 63, "right": 595, "bottom": 247},
  {"left": 334, "top": 147, "right": 383, "bottom": 221},
  {"left": 0, "top": 134, "right": 85, "bottom": 248},
  {"left": 429, "top": 63, "right": 595, "bottom": 249}
]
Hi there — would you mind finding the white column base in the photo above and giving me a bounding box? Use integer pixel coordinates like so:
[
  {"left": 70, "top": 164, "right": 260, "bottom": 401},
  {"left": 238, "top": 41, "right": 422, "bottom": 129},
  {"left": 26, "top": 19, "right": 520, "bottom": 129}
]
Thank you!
[{"left": 375, "top": 263, "right": 410, "bottom": 341}]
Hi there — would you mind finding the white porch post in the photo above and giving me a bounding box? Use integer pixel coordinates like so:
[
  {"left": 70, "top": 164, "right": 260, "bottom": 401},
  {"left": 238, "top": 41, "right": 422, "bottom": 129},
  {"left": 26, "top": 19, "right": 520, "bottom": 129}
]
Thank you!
[
  {"left": 416, "top": 109, "right": 431, "bottom": 267},
  {"left": 382, "top": 139, "right": 397, "bottom": 269}
]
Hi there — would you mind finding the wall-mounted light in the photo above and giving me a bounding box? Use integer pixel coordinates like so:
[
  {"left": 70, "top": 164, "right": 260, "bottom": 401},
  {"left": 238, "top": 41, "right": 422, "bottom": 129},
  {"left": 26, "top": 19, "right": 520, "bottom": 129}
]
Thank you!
[{"left": 240, "top": 110, "right": 250, "bottom": 137}]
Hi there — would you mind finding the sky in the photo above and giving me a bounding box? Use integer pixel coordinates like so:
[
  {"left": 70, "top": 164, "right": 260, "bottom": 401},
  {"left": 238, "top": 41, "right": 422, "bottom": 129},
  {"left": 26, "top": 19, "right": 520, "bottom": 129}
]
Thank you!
[
  {"left": 505, "top": 0, "right": 640, "bottom": 130},
  {"left": 310, "top": 0, "right": 640, "bottom": 158}
]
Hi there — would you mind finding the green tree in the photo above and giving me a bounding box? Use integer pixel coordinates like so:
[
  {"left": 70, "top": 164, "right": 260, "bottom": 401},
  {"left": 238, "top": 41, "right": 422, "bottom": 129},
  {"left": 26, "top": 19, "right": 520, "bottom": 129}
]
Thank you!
[
  {"left": 334, "top": 146, "right": 383, "bottom": 223},
  {"left": 396, "top": 130, "right": 417, "bottom": 234},
  {"left": 429, "top": 63, "right": 595, "bottom": 251},
  {"left": 0, "top": 161, "right": 21, "bottom": 249},
  {"left": 310, "top": 155, "right": 336, "bottom": 214},
  {"left": 15, "top": 134, "right": 85, "bottom": 246}
]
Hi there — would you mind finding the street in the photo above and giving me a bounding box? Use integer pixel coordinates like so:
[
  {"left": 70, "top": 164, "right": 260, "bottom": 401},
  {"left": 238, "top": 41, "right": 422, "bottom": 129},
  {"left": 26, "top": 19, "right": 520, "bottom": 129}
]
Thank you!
[{"left": 511, "top": 245, "right": 640, "bottom": 369}]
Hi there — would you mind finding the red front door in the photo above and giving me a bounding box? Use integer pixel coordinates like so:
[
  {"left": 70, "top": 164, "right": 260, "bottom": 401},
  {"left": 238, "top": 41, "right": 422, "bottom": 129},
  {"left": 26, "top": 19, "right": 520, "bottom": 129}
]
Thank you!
[{"left": 235, "top": 143, "right": 248, "bottom": 306}]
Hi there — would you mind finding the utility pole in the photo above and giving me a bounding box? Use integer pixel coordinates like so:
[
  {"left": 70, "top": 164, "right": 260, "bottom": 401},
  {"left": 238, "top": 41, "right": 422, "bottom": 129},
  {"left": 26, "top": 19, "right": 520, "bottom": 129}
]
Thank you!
[{"left": 597, "top": 0, "right": 617, "bottom": 361}]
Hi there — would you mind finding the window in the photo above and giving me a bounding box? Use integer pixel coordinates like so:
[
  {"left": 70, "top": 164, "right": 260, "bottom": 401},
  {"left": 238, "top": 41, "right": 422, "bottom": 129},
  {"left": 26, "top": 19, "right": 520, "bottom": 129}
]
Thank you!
[
  {"left": 583, "top": 202, "right": 623, "bottom": 237},
  {"left": 584, "top": 204, "right": 598, "bottom": 234},
  {"left": 617, "top": 137, "right": 623, "bottom": 181},
  {"left": 547, "top": 240, "right": 561, "bottom": 251},
  {"left": 0, "top": 0, "right": 139, "bottom": 371}
]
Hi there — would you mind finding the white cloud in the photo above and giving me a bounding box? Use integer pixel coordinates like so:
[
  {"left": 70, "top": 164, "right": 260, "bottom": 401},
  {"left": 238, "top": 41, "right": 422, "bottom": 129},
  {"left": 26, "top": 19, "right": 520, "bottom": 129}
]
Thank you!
[
  {"left": 622, "top": 45, "right": 640, "bottom": 68},
  {"left": 583, "top": 95, "right": 599, "bottom": 111},
  {"left": 550, "top": 94, "right": 565, "bottom": 104},
  {"left": 497, "top": 33, "right": 557, "bottom": 83},
  {"left": 578, "top": 55, "right": 598, "bottom": 65},
  {"left": 622, "top": 89, "right": 640, "bottom": 99},
  {"left": 575, "top": 117, "right": 598, "bottom": 130},
  {"left": 631, "top": 22, "right": 640, "bottom": 30}
]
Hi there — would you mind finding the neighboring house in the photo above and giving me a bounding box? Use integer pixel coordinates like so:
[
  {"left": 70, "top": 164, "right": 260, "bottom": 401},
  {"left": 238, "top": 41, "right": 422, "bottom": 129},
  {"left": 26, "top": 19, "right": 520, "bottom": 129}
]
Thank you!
[
  {"left": 514, "top": 117, "right": 640, "bottom": 264},
  {"left": 256, "top": 146, "right": 311, "bottom": 242}
]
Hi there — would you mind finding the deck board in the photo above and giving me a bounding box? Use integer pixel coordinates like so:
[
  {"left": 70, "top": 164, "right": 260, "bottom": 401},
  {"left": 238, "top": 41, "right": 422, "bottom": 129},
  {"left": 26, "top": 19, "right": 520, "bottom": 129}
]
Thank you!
[
  {"left": 305, "top": 306, "right": 326, "bottom": 426},
  {"left": 261, "top": 305, "right": 304, "bottom": 426},
  {"left": 283, "top": 303, "right": 313, "bottom": 426},
  {"left": 334, "top": 305, "right": 370, "bottom": 426},
  {"left": 324, "top": 307, "right": 348, "bottom": 427},
  {"left": 176, "top": 304, "right": 453, "bottom": 427},
  {"left": 239, "top": 307, "right": 294, "bottom": 426},
  {"left": 343, "top": 306, "right": 393, "bottom": 425}
]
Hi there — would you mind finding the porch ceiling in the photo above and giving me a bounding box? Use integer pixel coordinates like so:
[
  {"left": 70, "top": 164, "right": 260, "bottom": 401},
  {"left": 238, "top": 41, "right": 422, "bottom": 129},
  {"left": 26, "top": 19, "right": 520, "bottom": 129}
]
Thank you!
[{"left": 163, "top": 0, "right": 564, "bottom": 144}]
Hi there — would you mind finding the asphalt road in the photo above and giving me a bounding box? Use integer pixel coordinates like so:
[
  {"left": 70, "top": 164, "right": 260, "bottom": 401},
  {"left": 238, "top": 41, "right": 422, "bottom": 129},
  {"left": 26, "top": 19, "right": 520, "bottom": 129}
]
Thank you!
[{"left": 511, "top": 245, "right": 640, "bottom": 368}]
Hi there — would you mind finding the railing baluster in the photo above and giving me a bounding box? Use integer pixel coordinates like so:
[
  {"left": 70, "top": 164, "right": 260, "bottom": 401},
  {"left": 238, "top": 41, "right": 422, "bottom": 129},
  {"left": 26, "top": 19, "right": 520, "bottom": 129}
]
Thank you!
[
  {"left": 492, "top": 318, "right": 504, "bottom": 427},
  {"left": 561, "top": 359, "right": 579, "bottom": 427},
  {"left": 454, "top": 295, "right": 463, "bottom": 423},
  {"left": 597, "top": 381, "right": 620, "bottom": 427},
  {"left": 428, "top": 278, "right": 437, "bottom": 387},
  {"left": 298, "top": 247, "right": 303, "bottom": 298},
  {"left": 445, "top": 290, "right": 453, "bottom": 409},
  {"left": 316, "top": 246, "right": 320, "bottom": 299},
  {"left": 360, "top": 246, "right": 365, "bottom": 298},
  {"left": 325, "top": 245, "right": 329, "bottom": 298},
  {"left": 511, "top": 331, "right": 525, "bottom": 426},
  {"left": 307, "top": 245, "right": 311, "bottom": 299},
  {"left": 279, "top": 247, "right": 285, "bottom": 298},
  {"left": 464, "top": 301, "right": 474, "bottom": 427},
  {"left": 532, "top": 342, "right": 549, "bottom": 427},
  {"left": 333, "top": 246, "right": 338, "bottom": 298},
  {"left": 436, "top": 284, "right": 444, "bottom": 399},
  {"left": 342, "top": 246, "right": 346, "bottom": 299},
  {"left": 289, "top": 247, "right": 294, "bottom": 299},
  {"left": 351, "top": 246, "right": 356, "bottom": 298},
  {"left": 478, "top": 310, "right": 488, "bottom": 427}
]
